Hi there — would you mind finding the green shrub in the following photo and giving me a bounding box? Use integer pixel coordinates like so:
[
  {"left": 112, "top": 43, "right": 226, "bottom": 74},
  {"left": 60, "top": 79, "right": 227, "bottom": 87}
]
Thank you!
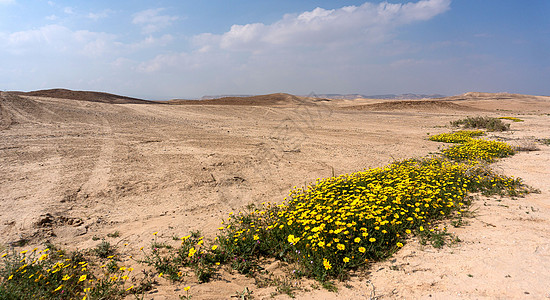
[{"left": 451, "top": 116, "right": 510, "bottom": 131}]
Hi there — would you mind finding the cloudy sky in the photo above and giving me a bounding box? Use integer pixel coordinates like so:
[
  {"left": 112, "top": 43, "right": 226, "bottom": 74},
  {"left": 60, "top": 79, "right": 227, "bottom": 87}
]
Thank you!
[{"left": 1, "top": 0, "right": 548, "bottom": 99}]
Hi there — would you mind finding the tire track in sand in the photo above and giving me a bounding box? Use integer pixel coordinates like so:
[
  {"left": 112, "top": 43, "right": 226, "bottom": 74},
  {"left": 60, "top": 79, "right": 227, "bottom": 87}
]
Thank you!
[{"left": 79, "top": 108, "right": 115, "bottom": 197}]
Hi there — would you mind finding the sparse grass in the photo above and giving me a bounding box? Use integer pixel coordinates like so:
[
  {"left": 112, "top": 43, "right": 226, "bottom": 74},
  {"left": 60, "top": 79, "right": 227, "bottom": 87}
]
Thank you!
[
  {"left": 451, "top": 116, "right": 510, "bottom": 131},
  {"left": 92, "top": 240, "right": 117, "bottom": 259},
  {"left": 107, "top": 231, "right": 120, "bottom": 238},
  {"left": 233, "top": 286, "right": 253, "bottom": 299},
  {"left": 256, "top": 275, "right": 302, "bottom": 298}
]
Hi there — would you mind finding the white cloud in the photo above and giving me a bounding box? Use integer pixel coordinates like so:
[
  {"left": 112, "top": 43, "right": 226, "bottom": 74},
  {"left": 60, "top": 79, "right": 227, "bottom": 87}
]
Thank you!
[
  {"left": 64, "top": 7, "right": 74, "bottom": 14},
  {"left": 133, "top": 0, "right": 451, "bottom": 97},
  {"left": 0, "top": 24, "right": 117, "bottom": 57},
  {"left": 137, "top": 53, "right": 186, "bottom": 73},
  {"left": 45, "top": 14, "right": 58, "bottom": 21},
  {"left": 194, "top": 0, "right": 450, "bottom": 52},
  {"left": 128, "top": 34, "right": 174, "bottom": 50},
  {"left": 0, "top": 0, "right": 15, "bottom": 5},
  {"left": 87, "top": 9, "right": 114, "bottom": 21},
  {"left": 143, "top": 0, "right": 450, "bottom": 73},
  {"left": 132, "top": 8, "right": 178, "bottom": 34}
]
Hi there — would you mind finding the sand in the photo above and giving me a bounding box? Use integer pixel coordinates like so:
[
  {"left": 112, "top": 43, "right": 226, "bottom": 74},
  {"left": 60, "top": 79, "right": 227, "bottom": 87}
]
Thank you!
[{"left": 1, "top": 90, "right": 549, "bottom": 299}]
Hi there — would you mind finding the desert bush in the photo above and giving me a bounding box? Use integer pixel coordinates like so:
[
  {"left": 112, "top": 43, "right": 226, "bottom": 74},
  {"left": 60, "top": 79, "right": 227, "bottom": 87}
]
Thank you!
[
  {"left": 92, "top": 241, "right": 116, "bottom": 259},
  {"left": 513, "top": 138, "right": 540, "bottom": 152},
  {"left": 451, "top": 116, "right": 510, "bottom": 131}
]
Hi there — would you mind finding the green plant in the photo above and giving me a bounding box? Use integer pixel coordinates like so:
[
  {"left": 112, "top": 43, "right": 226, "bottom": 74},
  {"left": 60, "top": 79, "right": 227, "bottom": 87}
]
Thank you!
[
  {"left": 451, "top": 116, "right": 510, "bottom": 131},
  {"left": 321, "top": 280, "right": 338, "bottom": 292},
  {"left": 233, "top": 286, "right": 253, "bottom": 299},
  {"left": 417, "top": 226, "right": 452, "bottom": 249},
  {"left": 107, "top": 231, "right": 120, "bottom": 238},
  {"left": 92, "top": 240, "right": 117, "bottom": 258},
  {"left": 179, "top": 286, "right": 192, "bottom": 299}
]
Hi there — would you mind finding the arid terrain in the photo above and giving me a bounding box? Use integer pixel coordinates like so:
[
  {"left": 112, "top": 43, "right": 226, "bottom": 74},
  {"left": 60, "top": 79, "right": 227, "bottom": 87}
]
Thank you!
[{"left": 1, "top": 90, "right": 550, "bottom": 299}]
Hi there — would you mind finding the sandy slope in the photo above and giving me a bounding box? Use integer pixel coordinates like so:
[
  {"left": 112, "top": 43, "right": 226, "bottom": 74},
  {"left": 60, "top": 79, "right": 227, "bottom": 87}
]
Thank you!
[{"left": 1, "top": 91, "right": 550, "bottom": 299}]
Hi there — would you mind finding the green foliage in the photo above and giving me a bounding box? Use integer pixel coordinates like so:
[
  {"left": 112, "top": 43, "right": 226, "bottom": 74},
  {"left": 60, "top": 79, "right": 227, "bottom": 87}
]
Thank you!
[
  {"left": 417, "top": 226, "right": 451, "bottom": 248},
  {"left": 107, "top": 231, "right": 120, "bottom": 238},
  {"left": 451, "top": 116, "right": 510, "bottom": 131},
  {"left": 92, "top": 240, "right": 116, "bottom": 259}
]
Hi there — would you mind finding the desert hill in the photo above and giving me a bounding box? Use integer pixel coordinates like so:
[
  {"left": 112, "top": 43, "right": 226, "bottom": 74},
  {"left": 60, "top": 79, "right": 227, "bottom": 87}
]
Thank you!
[
  {"left": 439, "top": 91, "right": 540, "bottom": 101},
  {"left": 12, "top": 88, "right": 160, "bottom": 104},
  {"left": 169, "top": 93, "right": 328, "bottom": 106},
  {"left": 342, "top": 99, "right": 482, "bottom": 112},
  {"left": 313, "top": 93, "right": 446, "bottom": 100}
]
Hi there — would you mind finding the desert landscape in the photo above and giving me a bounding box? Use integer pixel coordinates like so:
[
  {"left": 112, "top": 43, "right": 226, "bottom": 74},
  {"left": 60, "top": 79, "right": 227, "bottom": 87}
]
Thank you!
[{"left": 1, "top": 89, "right": 550, "bottom": 299}]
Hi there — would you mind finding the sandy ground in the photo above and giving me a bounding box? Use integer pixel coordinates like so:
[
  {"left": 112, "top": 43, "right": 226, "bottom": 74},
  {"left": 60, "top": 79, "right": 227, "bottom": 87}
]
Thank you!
[{"left": 1, "top": 91, "right": 549, "bottom": 299}]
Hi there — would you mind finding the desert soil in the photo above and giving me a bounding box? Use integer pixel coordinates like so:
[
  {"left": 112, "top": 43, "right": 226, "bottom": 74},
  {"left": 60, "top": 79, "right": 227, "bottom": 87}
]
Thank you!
[{"left": 1, "top": 91, "right": 549, "bottom": 299}]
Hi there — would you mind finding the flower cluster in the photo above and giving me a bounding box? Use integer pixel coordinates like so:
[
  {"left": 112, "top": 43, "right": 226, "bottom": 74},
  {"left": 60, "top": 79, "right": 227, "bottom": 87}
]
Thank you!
[
  {"left": 429, "top": 130, "right": 484, "bottom": 143},
  {"left": 442, "top": 139, "right": 514, "bottom": 162},
  {"left": 210, "top": 157, "right": 477, "bottom": 280},
  {"left": 269, "top": 158, "right": 470, "bottom": 278},
  {"left": 498, "top": 117, "right": 524, "bottom": 122},
  {"left": 0, "top": 248, "right": 134, "bottom": 300}
]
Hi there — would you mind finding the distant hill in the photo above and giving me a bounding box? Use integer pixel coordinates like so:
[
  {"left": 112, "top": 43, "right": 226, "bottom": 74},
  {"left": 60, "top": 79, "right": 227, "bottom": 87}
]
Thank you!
[
  {"left": 169, "top": 93, "right": 317, "bottom": 106},
  {"left": 14, "top": 88, "right": 160, "bottom": 104},
  {"left": 437, "top": 92, "right": 542, "bottom": 101},
  {"left": 310, "top": 93, "right": 446, "bottom": 100},
  {"left": 198, "top": 93, "right": 445, "bottom": 100},
  {"left": 200, "top": 94, "right": 255, "bottom": 100},
  {"left": 343, "top": 100, "right": 481, "bottom": 112}
]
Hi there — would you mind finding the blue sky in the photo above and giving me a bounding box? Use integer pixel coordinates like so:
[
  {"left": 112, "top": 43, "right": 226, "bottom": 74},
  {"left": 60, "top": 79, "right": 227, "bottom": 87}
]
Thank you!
[{"left": 1, "top": 0, "right": 548, "bottom": 99}]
